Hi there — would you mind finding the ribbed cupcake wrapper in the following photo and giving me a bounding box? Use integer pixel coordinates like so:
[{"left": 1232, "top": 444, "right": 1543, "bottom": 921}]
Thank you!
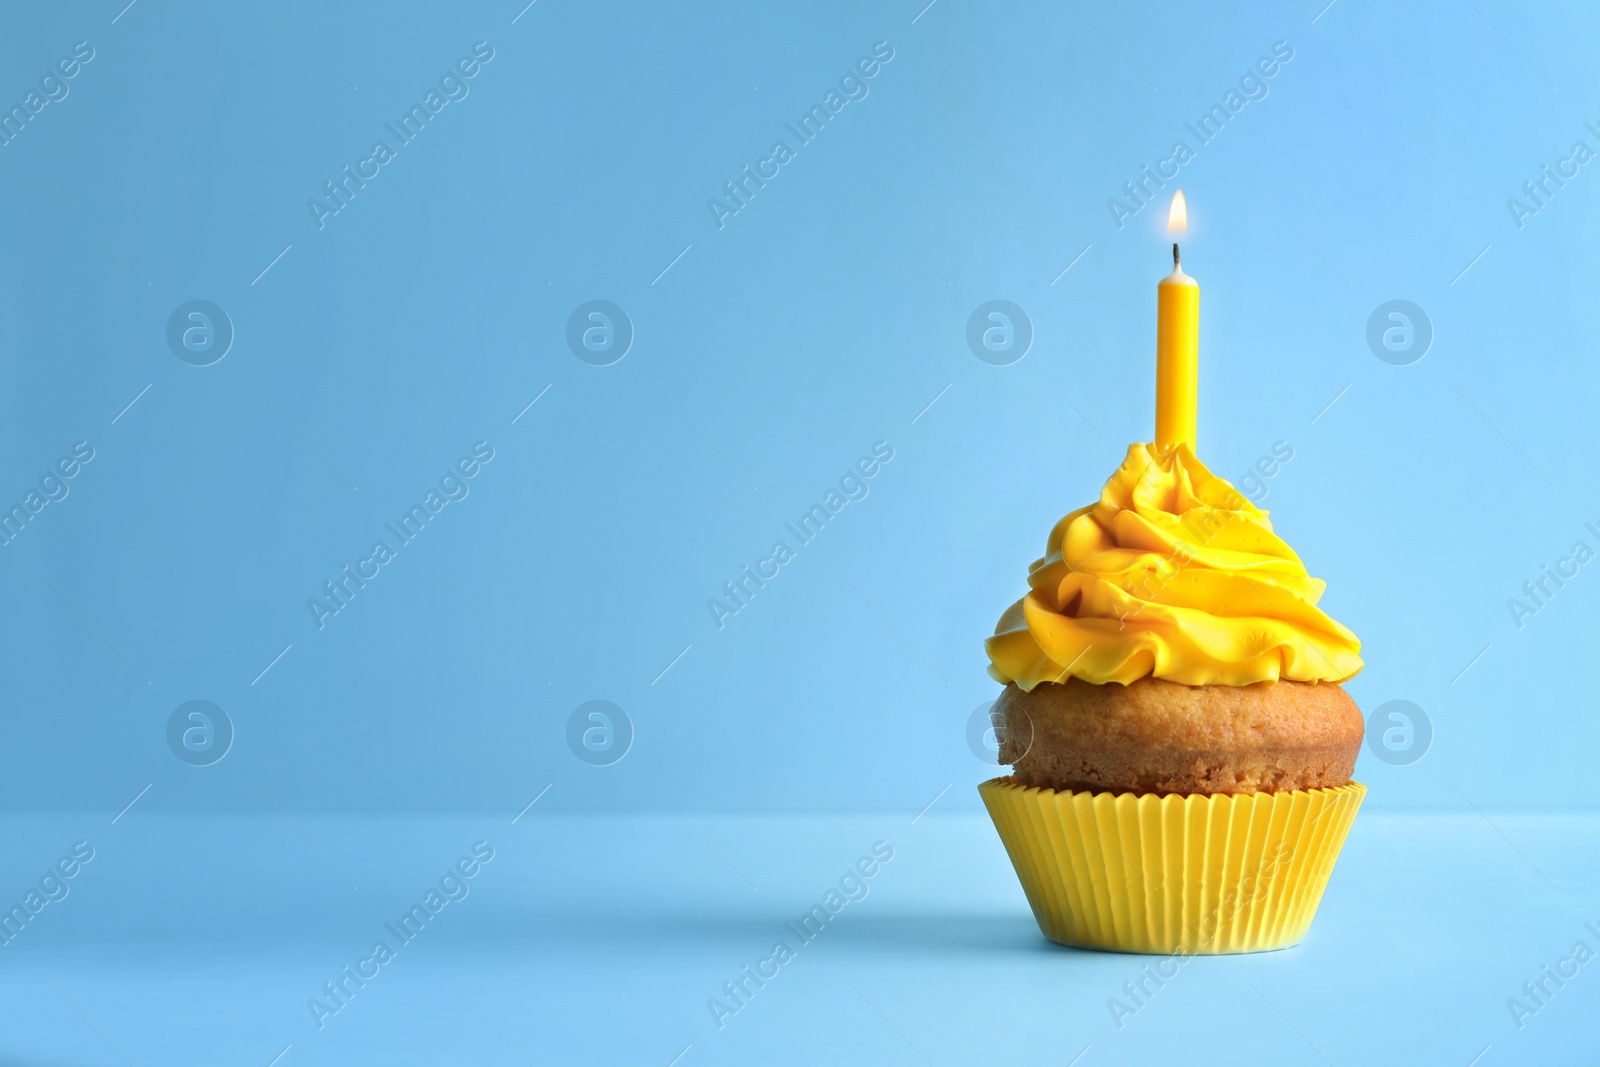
[{"left": 979, "top": 777, "right": 1365, "bottom": 954}]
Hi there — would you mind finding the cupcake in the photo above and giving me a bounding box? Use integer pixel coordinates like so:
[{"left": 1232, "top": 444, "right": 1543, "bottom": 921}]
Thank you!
[{"left": 979, "top": 441, "right": 1366, "bottom": 954}]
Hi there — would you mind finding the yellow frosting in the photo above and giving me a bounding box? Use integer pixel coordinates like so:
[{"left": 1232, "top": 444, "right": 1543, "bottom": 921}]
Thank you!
[{"left": 986, "top": 443, "right": 1362, "bottom": 689}]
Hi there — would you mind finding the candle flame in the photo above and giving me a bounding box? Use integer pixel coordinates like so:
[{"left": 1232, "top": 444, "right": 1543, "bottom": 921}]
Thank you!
[{"left": 1167, "top": 190, "right": 1188, "bottom": 234}]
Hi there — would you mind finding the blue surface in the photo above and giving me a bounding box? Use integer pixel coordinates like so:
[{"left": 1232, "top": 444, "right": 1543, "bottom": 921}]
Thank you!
[
  {"left": 1, "top": 0, "right": 1598, "bottom": 1061},
  {"left": 2, "top": 809, "right": 1598, "bottom": 1065}
]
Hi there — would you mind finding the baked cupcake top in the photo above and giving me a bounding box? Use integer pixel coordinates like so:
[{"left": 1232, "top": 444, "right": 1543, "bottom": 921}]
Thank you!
[{"left": 986, "top": 442, "right": 1362, "bottom": 690}]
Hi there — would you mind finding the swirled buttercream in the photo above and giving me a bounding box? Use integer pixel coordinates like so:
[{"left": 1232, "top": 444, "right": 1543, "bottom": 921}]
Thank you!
[{"left": 986, "top": 443, "right": 1362, "bottom": 689}]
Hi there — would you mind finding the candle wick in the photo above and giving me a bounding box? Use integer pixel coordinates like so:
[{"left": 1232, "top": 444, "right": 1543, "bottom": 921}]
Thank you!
[{"left": 1172, "top": 242, "right": 1180, "bottom": 269}]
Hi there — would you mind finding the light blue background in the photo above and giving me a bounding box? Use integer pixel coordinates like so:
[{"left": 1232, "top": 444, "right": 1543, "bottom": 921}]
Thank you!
[{"left": 1, "top": 0, "right": 1597, "bottom": 1063}]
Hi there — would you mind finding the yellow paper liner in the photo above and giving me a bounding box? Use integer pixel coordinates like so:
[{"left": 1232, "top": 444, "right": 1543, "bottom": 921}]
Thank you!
[{"left": 979, "top": 777, "right": 1364, "bottom": 954}]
